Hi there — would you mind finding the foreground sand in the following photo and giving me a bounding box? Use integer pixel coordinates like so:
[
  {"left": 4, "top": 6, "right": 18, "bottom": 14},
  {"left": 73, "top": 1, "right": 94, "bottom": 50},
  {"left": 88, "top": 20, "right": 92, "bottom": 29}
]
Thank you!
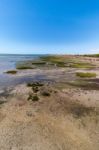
[
  {"left": 0, "top": 55, "right": 99, "bottom": 150},
  {"left": 0, "top": 83, "right": 98, "bottom": 150}
]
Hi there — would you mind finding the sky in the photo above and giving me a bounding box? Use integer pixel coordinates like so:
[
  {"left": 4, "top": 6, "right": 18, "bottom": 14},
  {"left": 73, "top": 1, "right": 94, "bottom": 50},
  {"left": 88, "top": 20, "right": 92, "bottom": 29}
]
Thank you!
[{"left": 0, "top": 0, "right": 99, "bottom": 54}]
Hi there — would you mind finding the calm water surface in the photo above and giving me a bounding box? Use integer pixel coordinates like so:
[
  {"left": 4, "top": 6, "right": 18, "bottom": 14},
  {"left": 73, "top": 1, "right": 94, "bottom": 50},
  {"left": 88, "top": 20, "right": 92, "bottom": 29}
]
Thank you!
[{"left": 0, "top": 54, "right": 44, "bottom": 89}]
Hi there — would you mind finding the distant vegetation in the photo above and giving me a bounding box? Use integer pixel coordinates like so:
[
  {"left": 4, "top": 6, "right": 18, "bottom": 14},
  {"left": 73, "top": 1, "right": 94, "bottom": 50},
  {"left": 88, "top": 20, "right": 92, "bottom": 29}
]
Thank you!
[
  {"left": 76, "top": 72, "right": 96, "bottom": 78},
  {"left": 83, "top": 54, "right": 99, "bottom": 57},
  {"left": 15, "top": 55, "right": 96, "bottom": 70},
  {"left": 41, "top": 55, "right": 94, "bottom": 68}
]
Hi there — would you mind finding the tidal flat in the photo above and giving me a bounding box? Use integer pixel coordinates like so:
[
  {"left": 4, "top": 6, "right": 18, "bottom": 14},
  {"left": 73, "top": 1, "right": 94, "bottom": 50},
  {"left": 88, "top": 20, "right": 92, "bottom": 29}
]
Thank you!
[{"left": 0, "top": 55, "right": 99, "bottom": 150}]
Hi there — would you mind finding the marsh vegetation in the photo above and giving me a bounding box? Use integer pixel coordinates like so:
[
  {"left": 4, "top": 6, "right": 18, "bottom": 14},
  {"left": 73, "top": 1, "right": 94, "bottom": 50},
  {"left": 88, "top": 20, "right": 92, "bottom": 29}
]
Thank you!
[
  {"left": 6, "top": 70, "right": 17, "bottom": 74},
  {"left": 15, "top": 55, "right": 95, "bottom": 70},
  {"left": 76, "top": 72, "right": 96, "bottom": 78}
]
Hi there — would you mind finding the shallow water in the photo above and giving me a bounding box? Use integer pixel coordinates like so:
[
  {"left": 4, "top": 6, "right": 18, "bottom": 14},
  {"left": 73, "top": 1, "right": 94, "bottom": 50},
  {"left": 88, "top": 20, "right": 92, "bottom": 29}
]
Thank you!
[
  {"left": 0, "top": 54, "right": 40, "bottom": 74},
  {"left": 0, "top": 54, "right": 44, "bottom": 89}
]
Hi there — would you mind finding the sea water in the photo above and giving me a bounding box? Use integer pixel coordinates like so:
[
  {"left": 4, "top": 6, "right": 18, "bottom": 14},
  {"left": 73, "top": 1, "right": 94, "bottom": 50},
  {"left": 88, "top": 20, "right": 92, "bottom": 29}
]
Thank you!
[{"left": 0, "top": 54, "right": 42, "bottom": 89}]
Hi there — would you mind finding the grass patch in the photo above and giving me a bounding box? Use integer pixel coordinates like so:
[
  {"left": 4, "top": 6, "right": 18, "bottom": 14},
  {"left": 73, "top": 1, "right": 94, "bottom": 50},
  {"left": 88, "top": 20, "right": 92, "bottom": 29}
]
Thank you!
[
  {"left": 56, "top": 62, "right": 66, "bottom": 67},
  {"left": 32, "top": 61, "right": 46, "bottom": 65},
  {"left": 40, "top": 56, "right": 70, "bottom": 67},
  {"left": 40, "top": 56, "right": 66, "bottom": 64},
  {"left": 70, "top": 62, "right": 93, "bottom": 68},
  {"left": 76, "top": 72, "right": 96, "bottom": 78},
  {"left": 6, "top": 70, "right": 17, "bottom": 74}
]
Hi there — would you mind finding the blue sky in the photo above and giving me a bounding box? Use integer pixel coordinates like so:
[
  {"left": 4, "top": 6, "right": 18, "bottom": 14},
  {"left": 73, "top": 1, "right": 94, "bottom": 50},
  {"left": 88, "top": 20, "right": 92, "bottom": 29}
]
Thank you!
[{"left": 0, "top": 0, "right": 99, "bottom": 54}]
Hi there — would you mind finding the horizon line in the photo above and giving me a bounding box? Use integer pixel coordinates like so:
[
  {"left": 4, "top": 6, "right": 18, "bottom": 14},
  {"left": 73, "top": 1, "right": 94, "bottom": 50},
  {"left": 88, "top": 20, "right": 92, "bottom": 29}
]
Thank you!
[{"left": 0, "top": 53, "right": 99, "bottom": 55}]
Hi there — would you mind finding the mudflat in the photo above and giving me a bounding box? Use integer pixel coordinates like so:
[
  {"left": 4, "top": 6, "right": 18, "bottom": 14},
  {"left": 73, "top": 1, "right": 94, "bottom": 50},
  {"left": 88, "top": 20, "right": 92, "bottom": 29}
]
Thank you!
[{"left": 0, "top": 55, "right": 99, "bottom": 150}]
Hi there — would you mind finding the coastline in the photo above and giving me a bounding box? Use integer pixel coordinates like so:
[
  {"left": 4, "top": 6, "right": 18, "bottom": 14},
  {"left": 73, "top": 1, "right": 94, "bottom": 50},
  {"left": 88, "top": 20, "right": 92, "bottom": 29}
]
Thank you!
[{"left": 0, "top": 55, "right": 99, "bottom": 150}]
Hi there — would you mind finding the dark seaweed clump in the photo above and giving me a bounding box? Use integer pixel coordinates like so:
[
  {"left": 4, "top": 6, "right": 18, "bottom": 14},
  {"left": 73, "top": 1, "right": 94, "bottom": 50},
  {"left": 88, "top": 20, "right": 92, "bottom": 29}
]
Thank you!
[
  {"left": 28, "top": 94, "right": 39, "bottom": 102},
  {"left": 27, "top": 82, "right": 44, "bottom": 87},
  {"left": 41, "top": 91, "right": 51, "bottom": 96}
]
